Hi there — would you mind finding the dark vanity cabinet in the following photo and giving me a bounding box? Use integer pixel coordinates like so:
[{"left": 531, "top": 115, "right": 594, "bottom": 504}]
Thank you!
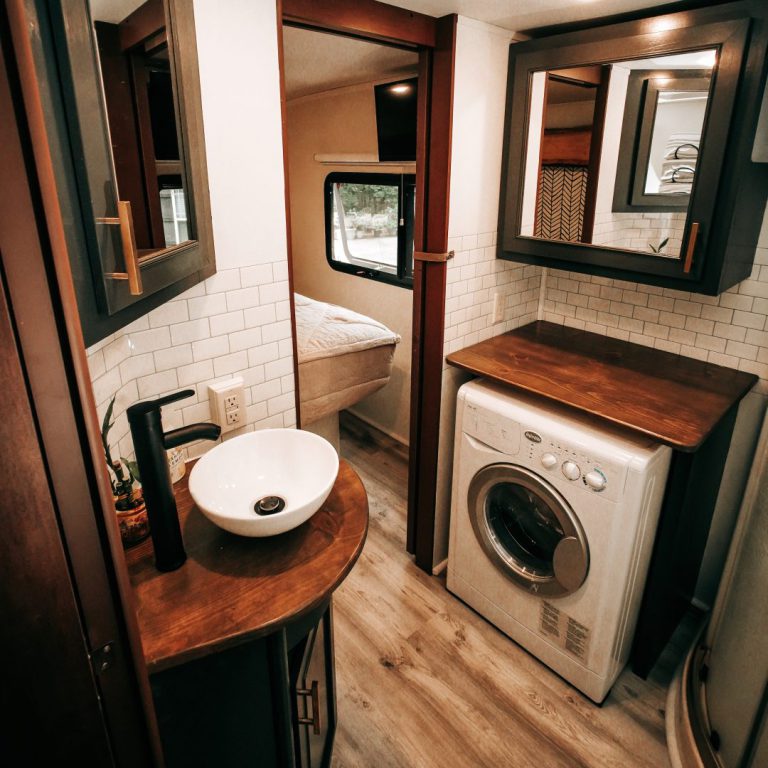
[
  {"left": 151, "top": 603, "right": 337, "bottom": 768},
  {"left": 25, "top": 0, "right": 215, "bottom": 345},
  {"left": 498, "top": 0, "right": 768, "bottom": 295},
  {"left": 125, "top": 462, "right": 368, "bottom": 768}
]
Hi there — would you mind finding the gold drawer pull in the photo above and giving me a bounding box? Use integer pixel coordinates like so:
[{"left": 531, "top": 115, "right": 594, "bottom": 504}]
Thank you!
[
  {"left": 296, "top": 680, "right": 321, "bottom": 735},
  {"left": 683, "top": 221, "right": 699, "bottom": 274},
  {"left": 97, "top": 200, "right": 143, "bottom": 295}
]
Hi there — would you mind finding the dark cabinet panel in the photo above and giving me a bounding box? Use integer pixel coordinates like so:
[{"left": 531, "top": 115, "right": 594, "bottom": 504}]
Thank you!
[
  {"left": 292, "top": 607, "right": 337, "bottom": 768},
  {"left": 151, "top": 602, "right": 337, "bottom": 768}
]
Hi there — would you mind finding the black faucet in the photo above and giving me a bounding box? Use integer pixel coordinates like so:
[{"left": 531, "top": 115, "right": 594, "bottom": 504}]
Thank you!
[{"left": 127, "top": 389, "right": 221, "bottom": 572}]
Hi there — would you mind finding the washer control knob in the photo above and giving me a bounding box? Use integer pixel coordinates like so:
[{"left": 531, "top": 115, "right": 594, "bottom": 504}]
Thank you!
[
  {"left": 541, "top": 453, "right": 558, "bottom": 469},
  {"left": 585, "top": 469, "right": 607, "bottom": 492},
  {"left": 562, "top": 460, "right": 581, "bottom": 481}
]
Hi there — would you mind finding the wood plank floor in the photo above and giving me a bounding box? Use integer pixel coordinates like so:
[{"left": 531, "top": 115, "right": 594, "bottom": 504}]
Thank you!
[{"left": 331, "top": 413, "right": 697, "bottom": 768}]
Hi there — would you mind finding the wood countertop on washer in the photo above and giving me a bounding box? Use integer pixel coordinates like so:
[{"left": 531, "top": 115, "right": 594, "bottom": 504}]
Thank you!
[
  {"left": 125, "top": 459, "right": 368, "bottom": 672},
  {"left": 445, "top": 321, "right": 757, "bottom": 451}
]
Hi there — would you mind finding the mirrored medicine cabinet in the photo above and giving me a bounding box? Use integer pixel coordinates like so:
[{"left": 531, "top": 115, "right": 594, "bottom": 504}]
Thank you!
[
  {"left": 499, "top": 0, "right": 768, "bottom": 296},
  {"left": 26, "top": 0, "right": 215, "bottom": 346}
]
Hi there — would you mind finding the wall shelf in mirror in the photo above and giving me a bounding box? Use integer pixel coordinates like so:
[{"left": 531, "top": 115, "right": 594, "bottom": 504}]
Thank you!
[
  {"left": 24, "top": 0, "right": 215, "bottom": 346},
  {"left": 498, "top": 0, "right": 768, "bottom": 296}
]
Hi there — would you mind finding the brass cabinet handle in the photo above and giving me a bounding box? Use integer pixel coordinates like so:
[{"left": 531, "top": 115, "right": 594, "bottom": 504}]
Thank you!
[
  {"left": 683, "top": 221, "right": 699, "bottom": 274},
  {"left": 414, "top": 250, "right": 454, "bottom": 263},
  {"left": 296, "top": 680, "right": 321, "bottom": 735},
  {"left": 97, "top": 200, "right": 143, "bottom": 295}
]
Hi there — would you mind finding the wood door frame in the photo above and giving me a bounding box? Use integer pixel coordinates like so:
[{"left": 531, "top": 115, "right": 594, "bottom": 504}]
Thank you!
[
  {"left": 3, "top": 2, "right": 162, "bottom": 763},
  {"left": 278, "top": 0, "right": 455, "bottom": 571}
]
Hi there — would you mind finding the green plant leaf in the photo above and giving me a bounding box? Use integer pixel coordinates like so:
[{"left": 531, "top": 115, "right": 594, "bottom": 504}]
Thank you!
[
  {"left": 101, "top": 395, "right": 116, "bottom": 440},
  {"left": 122, "top": 458, "right": 141, "bottom": 484},
  {"left": 101, "top": 395, "right": 117, "bottom": 468}
]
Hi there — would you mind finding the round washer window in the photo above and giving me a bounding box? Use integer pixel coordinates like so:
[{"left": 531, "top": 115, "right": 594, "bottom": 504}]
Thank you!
[
  {"left": 468, "top": 464, "right": 589, "bottom": 597},
  {"left": 486, "top": 482, "right": 565, "bottom": 579}
]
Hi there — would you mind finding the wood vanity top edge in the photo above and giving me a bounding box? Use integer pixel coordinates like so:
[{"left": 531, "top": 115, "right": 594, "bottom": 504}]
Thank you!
[
  {"left": 446, "top": 321, "right": 758, "bottom": 451},
  {"left": 125, "top": 459, "right": 368, "bottom": 672}
]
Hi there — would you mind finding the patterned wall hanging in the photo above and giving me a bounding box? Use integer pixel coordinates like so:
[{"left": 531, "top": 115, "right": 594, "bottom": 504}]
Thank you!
[{"left": 535, "top": 165, "right": 588, "bottom": 242}]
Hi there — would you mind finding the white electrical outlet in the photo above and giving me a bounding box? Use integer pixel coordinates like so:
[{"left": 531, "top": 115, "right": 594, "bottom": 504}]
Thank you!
[
  {"left": 492, "top": 291, "right": 504, "bottom": 324},
  {"left": 208, "top": 377, "right": 246, "bottom": 434}
]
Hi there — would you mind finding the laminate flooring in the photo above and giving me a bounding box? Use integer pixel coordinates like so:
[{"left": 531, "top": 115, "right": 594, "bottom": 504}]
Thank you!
[{"left": 331, "top": 413, "right": 699, "bottom": 768}]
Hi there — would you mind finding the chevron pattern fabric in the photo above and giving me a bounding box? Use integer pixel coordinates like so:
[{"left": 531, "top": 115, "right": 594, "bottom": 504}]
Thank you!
[{"left": 534, "top": 165, "right": 588, "bottom": 242}]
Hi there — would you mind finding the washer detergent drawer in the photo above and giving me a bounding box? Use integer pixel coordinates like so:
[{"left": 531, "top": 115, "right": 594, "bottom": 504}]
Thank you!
[{"left": 463, "top": 402, "right": 521, "bottom": 455}]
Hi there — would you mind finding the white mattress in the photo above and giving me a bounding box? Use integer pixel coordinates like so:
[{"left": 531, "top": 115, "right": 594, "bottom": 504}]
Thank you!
[{"left": 294, "top": 293, "right": 401, "bottom": 363}]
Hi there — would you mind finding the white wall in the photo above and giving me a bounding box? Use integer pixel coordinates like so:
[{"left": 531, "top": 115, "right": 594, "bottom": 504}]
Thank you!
[
  {"left": 285, "top": 83, "right": 413, "bottom": 444},
  {"left": 433, "top": 18, "right": 541, "bottom": 565},
  {"left": 87, "top": 0, "right": 295, "bottom": 463}
]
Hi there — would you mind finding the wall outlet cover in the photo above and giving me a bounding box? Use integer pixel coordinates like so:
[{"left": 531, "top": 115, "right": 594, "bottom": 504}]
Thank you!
[
  {"left": 208, "top": 377, "right": 246, "bottom": 434},
  {"left": 492, "top": 291, "right": 504, "bottom": 324}
]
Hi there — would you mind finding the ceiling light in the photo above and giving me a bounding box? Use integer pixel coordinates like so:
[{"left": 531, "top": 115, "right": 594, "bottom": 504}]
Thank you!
[{"left": 389, "top": 83, "right": 411, "bottom": 95}]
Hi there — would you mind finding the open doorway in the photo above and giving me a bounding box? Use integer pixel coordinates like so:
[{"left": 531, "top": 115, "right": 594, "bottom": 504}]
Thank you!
[
  {"left": 282, "top": 26, "right": 417, "bottom": 452},
  {"left": 278, "top": 4, "right": 455, "bottom": 571}
]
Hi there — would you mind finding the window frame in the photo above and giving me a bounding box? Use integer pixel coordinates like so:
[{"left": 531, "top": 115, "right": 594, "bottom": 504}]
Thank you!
[{"left": 324, "top": 171, "right": 415, "bottom": 289}]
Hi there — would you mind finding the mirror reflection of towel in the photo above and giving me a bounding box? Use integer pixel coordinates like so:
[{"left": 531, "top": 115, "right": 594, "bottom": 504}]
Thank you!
[{"left": 658, "top": 133, "right": 700, "bottom": 195}]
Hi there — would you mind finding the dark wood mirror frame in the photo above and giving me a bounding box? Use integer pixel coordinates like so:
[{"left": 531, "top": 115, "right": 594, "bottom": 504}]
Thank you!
[
  {"left": 498, "top": 0, "right": 768, "bottom": 296},
  {"left": 25, "top": 0, "right": 215, "bottom": 347},
  {"left": 612, "top": 69, "right": 711, "bottom": 213}
]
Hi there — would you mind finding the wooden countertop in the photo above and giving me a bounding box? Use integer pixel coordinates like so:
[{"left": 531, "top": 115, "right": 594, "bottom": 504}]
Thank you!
[
  {"left": 446, "top": 321, "right": 757, "bottom": 451},
  {"left": 125, "top": 460, "right": 368, "bottom": 672}
]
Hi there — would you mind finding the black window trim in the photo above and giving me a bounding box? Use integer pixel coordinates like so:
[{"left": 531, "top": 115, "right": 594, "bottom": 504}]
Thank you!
[{"left": 324, "top": 171, "right": 415, "bottom": 289}]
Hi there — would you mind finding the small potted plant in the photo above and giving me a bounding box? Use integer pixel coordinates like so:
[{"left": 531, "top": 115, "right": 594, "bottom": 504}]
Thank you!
[{"left": 101, "top": 396, "right": 149, "bottom": 546}]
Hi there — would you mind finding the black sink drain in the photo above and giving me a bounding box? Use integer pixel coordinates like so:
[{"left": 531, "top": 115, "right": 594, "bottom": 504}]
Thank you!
[{"left": 253, "top": 495, "right": 286, "bottom": 516}]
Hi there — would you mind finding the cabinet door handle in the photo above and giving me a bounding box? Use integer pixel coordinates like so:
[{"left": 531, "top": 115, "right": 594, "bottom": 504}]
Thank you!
[
  {"left": 97, "top": 200, "right": 143, "bottom": 295},
  {"left": 683, "top": 221, "right": 699, "bottom": 274},
  {"left": 296, "top": 680, "right": 321, "bottom": 735}
]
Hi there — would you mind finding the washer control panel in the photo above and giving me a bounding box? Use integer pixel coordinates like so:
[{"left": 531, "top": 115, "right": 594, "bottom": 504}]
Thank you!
[
  {"left": 524, "top": 429, "right": 622, "bottom": 501},
  {"left": 462, "top": 400, "right": 625, "bottom": 501}
]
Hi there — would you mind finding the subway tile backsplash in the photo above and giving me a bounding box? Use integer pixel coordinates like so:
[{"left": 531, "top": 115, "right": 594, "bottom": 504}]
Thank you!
[
  {"left": 443, "top": 231, "right": 540, "bottom": 364},
  {"left": 542, "top": 206, "right": 768, "bottom": 394},
  {"left": 87, "top": 263, "right": 296, "bottom": 464}
]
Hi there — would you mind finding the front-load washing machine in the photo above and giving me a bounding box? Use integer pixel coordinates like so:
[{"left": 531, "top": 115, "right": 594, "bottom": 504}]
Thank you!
[{"left": 447, "top": 379, "right": 672, "bottom": 703}]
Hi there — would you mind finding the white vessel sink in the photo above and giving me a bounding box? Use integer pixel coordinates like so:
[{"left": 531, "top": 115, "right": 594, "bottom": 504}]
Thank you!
[{"left": 188, "top": 429, "right": 339, "bottom": 537}]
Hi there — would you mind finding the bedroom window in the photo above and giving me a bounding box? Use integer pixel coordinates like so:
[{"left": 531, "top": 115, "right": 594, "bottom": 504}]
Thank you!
[{"left": 324, "top": 172, "right": 415, "bottom": 288}]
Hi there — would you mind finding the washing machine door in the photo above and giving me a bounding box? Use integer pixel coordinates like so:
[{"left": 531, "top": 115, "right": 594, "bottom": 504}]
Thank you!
[{"left": 468, "top": 464, "right": 589, "bottom": 597}]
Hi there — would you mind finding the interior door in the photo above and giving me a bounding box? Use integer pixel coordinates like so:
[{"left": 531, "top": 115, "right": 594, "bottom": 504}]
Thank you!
[{"left": 1, "top": 4, "right": 159, "bottom": 762}]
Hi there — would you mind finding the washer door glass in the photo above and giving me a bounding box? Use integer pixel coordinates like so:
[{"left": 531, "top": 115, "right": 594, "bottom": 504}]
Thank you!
[
  {"left": 468, "top": 464, "right": 589, "bottom": 597},
  {"left": 486, "top": 482, "right": 564, "bottom": 579}
]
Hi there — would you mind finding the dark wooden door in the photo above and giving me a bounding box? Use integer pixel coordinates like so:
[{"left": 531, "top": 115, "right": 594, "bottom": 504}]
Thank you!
[
  {"left": 0, "top": 4, "right": 159, "bottom": 763},
  {"left": 0, "top": 204, "right": 116, "bottom": 767}
]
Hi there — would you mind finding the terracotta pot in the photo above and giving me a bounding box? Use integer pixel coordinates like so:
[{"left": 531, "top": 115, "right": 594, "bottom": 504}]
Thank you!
[{"left": 116, "top": 492, "right": 150, "bottom": 547}]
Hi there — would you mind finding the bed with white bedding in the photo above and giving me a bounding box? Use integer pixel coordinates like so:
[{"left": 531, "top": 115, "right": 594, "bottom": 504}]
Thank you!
[{"left": 294, "top": 293, "right": 401, "bottom": 426}]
